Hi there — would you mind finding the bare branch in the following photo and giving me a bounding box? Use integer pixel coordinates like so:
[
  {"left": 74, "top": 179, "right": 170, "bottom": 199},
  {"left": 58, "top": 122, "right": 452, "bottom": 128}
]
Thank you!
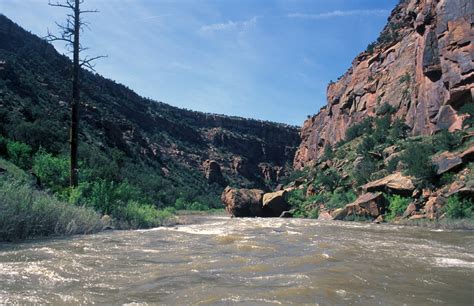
[
  {"left": 80, "top": 9, "right": 99, "bottom": 14},
  {"left": 80, "top": 54, "right": 107, "bottom": 70},
  {"left": 44, "top": 29, "right": 74, "bottom": 44},
  {"left": 48, "top": 0, "right": 74, "bottom": 9}
]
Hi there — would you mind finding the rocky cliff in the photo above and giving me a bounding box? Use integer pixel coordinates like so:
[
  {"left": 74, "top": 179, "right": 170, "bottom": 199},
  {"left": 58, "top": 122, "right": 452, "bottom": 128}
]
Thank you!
[{"left": 295, "top": 0, "right": 473, "bottom": 168}]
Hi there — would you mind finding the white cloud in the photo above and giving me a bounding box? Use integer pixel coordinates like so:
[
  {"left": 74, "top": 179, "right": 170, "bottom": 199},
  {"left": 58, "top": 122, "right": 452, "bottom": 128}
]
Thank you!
[
  {"left": 287, "top": 9, "right": 389, "bottom": 20},
  {"left": 198, "top": 16, "right": 257, "bottom": 34}
]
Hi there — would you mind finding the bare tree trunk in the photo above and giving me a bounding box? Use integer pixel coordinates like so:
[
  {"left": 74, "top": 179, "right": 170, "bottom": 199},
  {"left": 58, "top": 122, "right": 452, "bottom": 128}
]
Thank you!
[
  {"left": 46, "top": 0, "right": 104, "bottom": 187},
  {"left": 70, "top": 0, "right": 80, "bottom": 187}
]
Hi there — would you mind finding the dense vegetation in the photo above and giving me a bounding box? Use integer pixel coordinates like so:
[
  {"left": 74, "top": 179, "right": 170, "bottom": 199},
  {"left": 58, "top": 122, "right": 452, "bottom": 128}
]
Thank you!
[{"left": 285, "top": 100, "right": 473, "bottom": 223}]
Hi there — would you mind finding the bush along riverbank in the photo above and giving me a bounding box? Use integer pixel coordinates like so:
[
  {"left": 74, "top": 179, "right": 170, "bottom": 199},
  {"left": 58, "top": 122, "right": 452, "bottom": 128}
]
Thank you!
[
  {"left": 221, "top": 114, "right": 474, "bottom": 229},
  {"left": 0, "top": 156, "right": 176, "bottom": 241}
]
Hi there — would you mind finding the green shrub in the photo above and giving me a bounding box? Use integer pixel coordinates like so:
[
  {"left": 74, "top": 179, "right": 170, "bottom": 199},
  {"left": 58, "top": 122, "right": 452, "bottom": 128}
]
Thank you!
[
  {"left": 0, "top": 181, "right": 102, "bottom": 241},
  {"left": 7, "top": 140, "right": 32, "bottom": 169},
  {"left": 366, "top": 42, "right": 376, "bottom": 54},
  {"left": 399, "top": 72, "right": 411, "bottom": 84},
  {"left": 372, "top": 115, "right": 392, "bottom": 144},
  {"left": 400, "top": 142, "right": 435, "bottom": 187},
  {"left": 33, "top": 148, "right": 69, "bottom": 192},
  {"left": 353, "top": 157, "right": 376, "bottom": 186},
  {"left": 444, "top": 196, "right": 472, "bottom": 219},
  {"left": 389, "top": 119, "right": 410, "bottom": 141},
  {"left": 322, "top": 144, "right": 334, "bottom": 161},
  {"left": 287, "top": 189, "right": 325, "bottom": 218},
  {"left": 357, "top": 136, "right": 376, "bottom": 156},
  {"left": 114, "top": 201, "right": 174, "bottom": 229},
  {"left": 459, "top": 103, "right": 474, "bottom": 127},
  {"left": 326, "top": 190, "right": 356, "bottom": 210},
  {"left": 376, "top": 103, "right": 396, "bottom": 116},
  {"left": 386, "top": 195, "right": 411, "bottom": 220},
  {"left": 85, "top": 180, "right": 142, "bottom": 215},
  {"left": 315, "top": 168, "right": 341, "bottom": 190},
  {"left": 174, "top": 197, "right": 209, "bottom": 211},
  {"left": 387, "top": 156, "right": 401, "bottom": 173},
  {"left": 432, "top": 129, "right": 461, "bottom": 152},
  {"left": 345, "top": 118, "right": 373, "bottom": 142}
]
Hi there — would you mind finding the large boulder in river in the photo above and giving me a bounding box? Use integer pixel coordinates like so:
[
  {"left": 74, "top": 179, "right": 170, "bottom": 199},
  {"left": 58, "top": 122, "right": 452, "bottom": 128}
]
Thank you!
[
  {"left": 332, "top": 192, "right": 387, "bottom": 220},
  {"left": 262, "top": 190, "right": 289, "bottom": 217},
  {"left": 361, "top": 172, "right": 415, "bottom": 195},
  {"left": 221, "top": 187, "right": 264, "bottom": 217}
]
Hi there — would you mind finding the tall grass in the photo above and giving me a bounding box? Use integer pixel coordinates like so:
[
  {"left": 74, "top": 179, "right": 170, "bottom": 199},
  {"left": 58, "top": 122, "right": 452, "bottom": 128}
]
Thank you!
[{"left": 0, "top": 181, "right": 103, "bottom": 241}]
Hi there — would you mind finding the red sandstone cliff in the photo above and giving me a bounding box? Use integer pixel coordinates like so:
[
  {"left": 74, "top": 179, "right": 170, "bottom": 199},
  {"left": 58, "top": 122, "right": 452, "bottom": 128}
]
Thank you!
[{"left": 294, "top": 0, "right": 473, "bottom": 168}]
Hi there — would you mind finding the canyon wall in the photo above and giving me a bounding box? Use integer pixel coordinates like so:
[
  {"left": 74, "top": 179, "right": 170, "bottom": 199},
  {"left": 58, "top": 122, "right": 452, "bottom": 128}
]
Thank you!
[{"left": 294, "top": 0, "right": 473, "bottom": 168}]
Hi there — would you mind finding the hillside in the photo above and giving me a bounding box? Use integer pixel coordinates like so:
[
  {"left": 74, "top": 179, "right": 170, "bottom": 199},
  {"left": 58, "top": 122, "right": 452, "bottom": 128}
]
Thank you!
[
  {"left": 0, "top": 14, "right": 299, "bottom": 213},
  {"left": 294, "top": 0, "right": 473, "bottom": 167}
]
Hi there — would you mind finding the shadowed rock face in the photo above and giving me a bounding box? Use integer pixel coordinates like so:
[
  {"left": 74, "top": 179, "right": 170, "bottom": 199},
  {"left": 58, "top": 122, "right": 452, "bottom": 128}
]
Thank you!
[{"left": 294, "top": 0, "right": 473, "bottom": 168}]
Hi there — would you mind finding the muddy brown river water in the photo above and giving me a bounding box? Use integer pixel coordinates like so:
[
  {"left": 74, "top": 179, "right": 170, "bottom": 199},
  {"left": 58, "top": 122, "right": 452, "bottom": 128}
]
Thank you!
[{"left": 0, "top": 215, "right": 473, "bottom": 305}]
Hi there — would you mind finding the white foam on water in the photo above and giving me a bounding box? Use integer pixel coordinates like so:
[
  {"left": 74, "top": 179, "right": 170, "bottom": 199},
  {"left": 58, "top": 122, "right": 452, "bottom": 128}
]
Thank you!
[
  {"left": 434, "top": 258, "right": 474, "bottom": 268},
  {"left": 221, "top": 295, "right": 283, "bottom": 304}
]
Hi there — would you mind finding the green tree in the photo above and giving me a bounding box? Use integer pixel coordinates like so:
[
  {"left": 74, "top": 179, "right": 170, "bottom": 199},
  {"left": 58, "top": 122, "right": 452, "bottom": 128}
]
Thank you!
[
  {"left": 322, "top": 144, "right": 334, "bottom": 161},
  {"left": 33, "top": 148, "right": 69, "bottom": 192},
  {"left": 444, "top": 196, "right": 472, "bottom": 219},
  {"left": 432, "top": 129, "right": 461, "bottom": 152},
  {"left": 400, "top": 142, "right": 435, "bottom": 186},
  {"left": 7, "top": 141, "right": 32, "bottom": 169}
]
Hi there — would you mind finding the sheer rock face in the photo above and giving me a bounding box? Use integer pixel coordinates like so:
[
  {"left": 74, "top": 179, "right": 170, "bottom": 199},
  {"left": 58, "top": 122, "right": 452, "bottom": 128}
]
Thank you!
[{"left": 294, "top": 0, "right": 473, "bottom": 168}]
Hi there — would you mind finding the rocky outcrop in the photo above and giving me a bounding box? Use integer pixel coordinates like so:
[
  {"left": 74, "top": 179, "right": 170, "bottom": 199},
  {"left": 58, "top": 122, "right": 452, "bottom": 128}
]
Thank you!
[
  {"left": 432, "top": 152, "right": 464, "bottom": 175},
  {"left": 221, "top": 187, "right": 264, "bottom": 217},
  {"left": 294, "top": 0, "right": 473, "bottom": 168},
  {"left": 262, "top": 190, "right": 289, "bottom": 217},
  {"left": 203, "top": 160, "right": 227, "bottom": 186},
  {"left": 332, "top": 192, "right": 388, "bottom": 220},
  {"left": 433, "top": 146, "right": 474, "bottom": 175},
  {"left": 361, "top": 172, "right": 415, "bottom": 195}
]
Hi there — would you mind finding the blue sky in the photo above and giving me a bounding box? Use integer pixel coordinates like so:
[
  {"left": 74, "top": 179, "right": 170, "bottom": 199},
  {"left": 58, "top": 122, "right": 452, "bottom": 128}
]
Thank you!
[{"left": 0, "top": 0, "right": 397, "bottom": 125}]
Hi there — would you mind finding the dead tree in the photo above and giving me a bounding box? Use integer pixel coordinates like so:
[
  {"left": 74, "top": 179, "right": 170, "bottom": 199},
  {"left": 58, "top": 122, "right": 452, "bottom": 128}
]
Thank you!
[{"left": 45, "top": 0, "right": 105, "bottom": 187}]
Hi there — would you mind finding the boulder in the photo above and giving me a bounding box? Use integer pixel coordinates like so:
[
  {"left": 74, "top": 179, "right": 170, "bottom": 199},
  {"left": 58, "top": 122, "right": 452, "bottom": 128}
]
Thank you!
[
  {"left": 331, "top": 208, "right": 346, "bottom": 220},
  {"left": 317, "top": 210, "right": 333, "bottom": 221},
  {"left": 432, "top": 152, "right": 463, "bottom": 175},
  {"left": 203, "top": 160, "right": 227, "bottom": 186},
  {"left": 361, "top": 172, "right": 415, "bottom": 195},
  {"left": 373, "top": 215, "right": 384, "bottom": 224},
  {"left": 402, "top": 202, "right": 417, "bottom": 218},
  {"left": 332, "top": 192, "right": 387, "bottom": 220},
  {"left": 445, "top": 180, "right": 474, "bottom": 197},
  {"left": 262, "top": 190, "right": 289, "bottom": 217},
  {"left": 221, "top": 187, "right": 264, "bottom": 217},
  {"left": 424, "top": 196, "right": 446, "bottom": 220}
]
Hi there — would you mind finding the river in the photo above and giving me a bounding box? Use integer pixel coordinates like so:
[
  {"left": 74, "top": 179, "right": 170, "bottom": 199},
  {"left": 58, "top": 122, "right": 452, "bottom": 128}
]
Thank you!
[{"left": 0, "top": 215, "right": 473, "bottom": 305}]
